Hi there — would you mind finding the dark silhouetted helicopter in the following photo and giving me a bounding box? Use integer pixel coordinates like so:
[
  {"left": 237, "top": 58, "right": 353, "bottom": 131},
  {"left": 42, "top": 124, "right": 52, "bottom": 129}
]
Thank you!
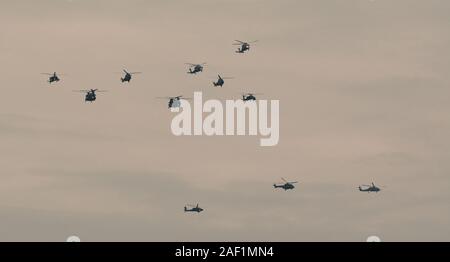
[
  {"left": 212, "top": 75, "right": 233, "bottom": 87},
  {"left": 274, "top": 178, "right": 298, "bottom": 191},
  {"left": 157, "top": 95, "right": 190, "bottom": 109},
  {"left": 233, "top": 40, "right": 258, "bottom": 53},
  {"left": 241, "top": 93, "right": 262, "bottom": 102},
  {"left": 358, "top": 182, "right": 382, "bottom": 193},
  {"left": 73, "top": 89, "right": 107, "bottom": 102},
  {"left": 184, "top": 204, "right": 203, "bottom": 213},
  {"left": 186, "top": 63, "right": 206, "bottom": 74},
  {"left": 120, "top": 69, "right": 141, "bottom": 83},
  {"left": 41, "top": 72, "right": 61, "bottom": 83}
]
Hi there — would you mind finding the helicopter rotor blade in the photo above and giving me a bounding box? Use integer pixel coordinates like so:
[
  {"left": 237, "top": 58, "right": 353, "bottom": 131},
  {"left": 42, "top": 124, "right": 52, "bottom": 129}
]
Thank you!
[
  {"left": 234, "top": 40, "right": 245, "bottom": 44},
  {"left": 156, "top": 95, "right": 187, "bottom": 99},
  {"left": 281, "top": 177, "right": 287, "bottom": 183},
  {"left": 242, "top": 92, "right": 263, "bottom": 96},
  {"left": 130, "top": 72, "right": 142, "bottom": 74}
]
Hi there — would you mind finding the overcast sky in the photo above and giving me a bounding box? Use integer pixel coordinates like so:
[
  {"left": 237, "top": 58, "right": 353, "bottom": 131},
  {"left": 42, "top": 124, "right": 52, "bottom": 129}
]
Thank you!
[{"left": 0, "top": 0, "right": 450, "bottom": 241}]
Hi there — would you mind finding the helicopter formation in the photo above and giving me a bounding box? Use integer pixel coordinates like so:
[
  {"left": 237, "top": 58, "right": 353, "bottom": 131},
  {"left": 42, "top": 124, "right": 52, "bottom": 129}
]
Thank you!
[
  {"left": 42, "top": 40, "right": 262, "bottom": 104},
  {"left": 184, "top": 179, "right": 382, "bottom": 214},
  {"left": 38, "top": 38, "right": 384, "bottom": 215}
]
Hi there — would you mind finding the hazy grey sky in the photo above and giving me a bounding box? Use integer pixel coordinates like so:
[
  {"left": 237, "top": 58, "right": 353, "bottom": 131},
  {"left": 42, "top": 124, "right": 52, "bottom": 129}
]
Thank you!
[{"left": 1, "top": 0, "right": 450, "bottom": 241}]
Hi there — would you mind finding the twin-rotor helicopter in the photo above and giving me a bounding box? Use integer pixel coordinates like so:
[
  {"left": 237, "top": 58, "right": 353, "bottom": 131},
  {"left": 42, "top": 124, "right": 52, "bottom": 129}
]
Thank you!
[
  {"left": 73, "top": 89, "right": 107, "bottom": 102},
  {"left": 156, "top": 95, "right": 191, "bottom": 109}
]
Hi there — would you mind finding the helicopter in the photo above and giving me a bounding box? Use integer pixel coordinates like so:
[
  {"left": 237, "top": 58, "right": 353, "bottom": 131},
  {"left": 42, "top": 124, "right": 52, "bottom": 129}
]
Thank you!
[
  {"left": 120, "top": 69, "right": 141, "bottom": 83},
  {"left": 186, "top": 63, "right": 206, "bottom": 74},
  {"left": 212, "top": 75, "right": 233, "bottom": 87},
  {"left": 157, "top": 95, "right": 190, "bottom": 109},
  {"left": 241, "top": 93, "right": 262, "bottom": 102},
  {"left": 73, "top": 89, "right": 107, "bottom": 102},
  {"left": 233, "top": 40, "right": 258, "bottom": 53},
  {"left": 41, "top": 72, "right": 61, "bottom": 83},
  {"left": 184, "top": 204, "right": 204, "bottom": 213},
  {"left": 358, "top": 182, "right": 382, "bottom": 193},
  {"left": 274, "top": 178, "right": 298, "bottom": 191}
]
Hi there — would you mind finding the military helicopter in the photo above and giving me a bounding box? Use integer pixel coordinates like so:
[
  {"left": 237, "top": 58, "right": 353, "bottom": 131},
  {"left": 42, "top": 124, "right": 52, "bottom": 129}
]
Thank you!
[
  {"left": 233, "top": 40, "right": 258, "bottom": 53},
  {"left": 120, "top": 69, "right": 141, "bottom": 83},
  {"left": 41, "top": 72, "right": 61, "bottom": 83},
  {"left": 241, "top": 93, "right": 262, "bottom": 102},
  {"left": 274, "top": 178, "right": 299, "bottom": 191},
  {"left": 358, "top": 182, "right": 382, "bottom": 193},
  {"left": 212, "top": 75, "right": 233, "bottom": 87},
  {"left": 184, "top": 204, "right": 204, "bottom": 213},
  {"left": 156, "top": 95, "right": 190, "bottom": 109},
  {"left": 73, "top": 89, "right": 107, "bottom": 102},
  {"left": 186, "top": 63, "right": 206, "bottom": 74}
]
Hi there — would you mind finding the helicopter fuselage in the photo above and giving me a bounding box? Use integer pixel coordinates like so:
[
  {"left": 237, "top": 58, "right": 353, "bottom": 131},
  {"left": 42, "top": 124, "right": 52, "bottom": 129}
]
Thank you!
[
  {"left": 274, "top": 183, "right": 295, "bottom": 190},
  {"left": 213, "top": 78, "right": 224, "bottom": 87},
  {"left": 184, "top": 207, "right": 203, "bottom": 213},
  {"left": 236, "top": 44, "right": 250, "bottom": 53},
  {"left": 48, "top": 76, "right": 59, "bottom": 83},
  {"left": 121, "top": 73, "right": 132, "bottom": 82},
  {"left": 359, "top": 186, "right": 380, "bottom": 193},
  {"left": 188, "top": 66, "right": 203, "bottom": 74},
  {"left": 168, "top": 98, "right": 182, "bottom": 108},
  {"left": 184, "top": 206, "right": 203, "bottom": 213},
  {"left": 85, "top": 92, "right": 97, "bottom": 102},
  {"left": 242, "top": 95, "right": 256, "bottom": 101}
]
